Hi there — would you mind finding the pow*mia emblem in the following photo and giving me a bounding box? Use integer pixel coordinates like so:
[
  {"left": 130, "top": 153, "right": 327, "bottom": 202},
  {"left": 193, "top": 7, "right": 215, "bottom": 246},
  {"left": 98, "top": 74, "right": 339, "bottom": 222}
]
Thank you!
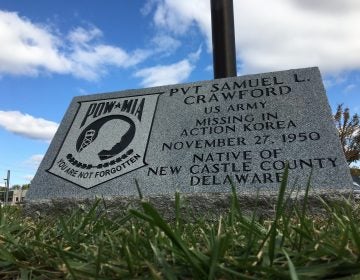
[{"left": 48, "top": 94, "right": 160, "bottom": 189}]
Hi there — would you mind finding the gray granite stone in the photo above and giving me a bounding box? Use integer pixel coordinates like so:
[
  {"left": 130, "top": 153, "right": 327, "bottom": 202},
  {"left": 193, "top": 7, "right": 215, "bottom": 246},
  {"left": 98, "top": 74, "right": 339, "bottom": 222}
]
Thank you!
[
  {"left": 26, "top": 67, "right": 353, "bottom": 201},
  {"left": 23, "top": 192, "right": 353, "bottom": 221}
]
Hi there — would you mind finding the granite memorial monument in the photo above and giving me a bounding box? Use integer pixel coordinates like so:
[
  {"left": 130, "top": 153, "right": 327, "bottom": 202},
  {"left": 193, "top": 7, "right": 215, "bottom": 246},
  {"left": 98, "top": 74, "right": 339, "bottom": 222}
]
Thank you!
[{"left": 26, "top": 67, "right": 353, "bottom": 201}]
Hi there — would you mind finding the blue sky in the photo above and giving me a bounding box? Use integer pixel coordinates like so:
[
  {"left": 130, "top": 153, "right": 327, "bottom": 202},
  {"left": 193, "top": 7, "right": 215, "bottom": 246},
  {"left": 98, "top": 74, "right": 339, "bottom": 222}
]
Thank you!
[{"left": 0, "top": 0, "right": 359, "bottom": 186}]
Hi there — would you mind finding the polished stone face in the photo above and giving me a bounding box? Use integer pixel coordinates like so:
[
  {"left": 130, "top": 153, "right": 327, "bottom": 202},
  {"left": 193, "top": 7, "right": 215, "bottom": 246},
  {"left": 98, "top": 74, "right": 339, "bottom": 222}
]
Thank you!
[{"left": 27, "top": 67, "right": 353, "bottom": 200}]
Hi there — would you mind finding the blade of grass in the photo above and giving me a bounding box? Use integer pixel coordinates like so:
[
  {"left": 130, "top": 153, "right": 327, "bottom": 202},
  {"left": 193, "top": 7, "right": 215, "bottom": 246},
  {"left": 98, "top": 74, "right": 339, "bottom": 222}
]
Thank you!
[
  {"left": 282, "top": 249, "right": 299, "bottom": 280},
  {"left": 134, "top": 179, "right": 143, "bottom": 200},
  {"left": 269, "top": 165, "right": 289, "bottom": 265},
  {"left": 279, "top": 178, "right": 298, "bottom": 248},
  {"left": 345, "top": 207, "right": 360, "bottom": 261},
  {"left": 145, "top": 261, "right": 162, "bottom": 280},
  {"left": 131, "top": 201, "right": 206, "bottom": 276},
  {"left": 72, "top": 199, "right": 102, "bottom": 235},
  {"left": 150, "top": 242, "right": 177, "bottom": 280},
  {"left": 0, "top": 246, "right": 16, "bottom": 264},
  {"left": 228, "top": 176, "right": 243, "bottom": 223},
  {"left": 123, "top": 245, "right": 134, "bottom": 276},
  {"left": 242, "top": 188, "right": 262, "bottom": 259},
  {"left": 95, "top": 230, "right": 103, "bottom": 279},
  {"left": 217, "top": 264, "right": 258, "bottom": 280},
  {"left": 175, "top": 191, "right": 181, "bottom": 233},
  {"left": 57, "top": 244, "right": 78, "bottom": 280},
  {"left": 58, "top": 216, "right": 72, "bottom": 242},
  {"left": 208, "top": 216, "right": 223, "bottom": 280},
  {"left": 298, "top": 169, "right": 313, "bottom": 251}
]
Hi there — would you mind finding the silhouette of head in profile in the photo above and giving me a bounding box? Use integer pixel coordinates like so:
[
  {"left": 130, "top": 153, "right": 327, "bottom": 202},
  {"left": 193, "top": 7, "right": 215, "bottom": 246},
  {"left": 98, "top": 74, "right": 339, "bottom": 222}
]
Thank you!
[{"left": 76, "top": 115, "right": 136, "bottom": 161}]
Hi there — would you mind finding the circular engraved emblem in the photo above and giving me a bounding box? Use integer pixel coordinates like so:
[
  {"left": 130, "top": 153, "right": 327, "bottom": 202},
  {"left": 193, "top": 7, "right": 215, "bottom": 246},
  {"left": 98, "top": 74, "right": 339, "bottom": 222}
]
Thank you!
[{"left": 76, "top": 115, "right": 136, "bottom": 160}]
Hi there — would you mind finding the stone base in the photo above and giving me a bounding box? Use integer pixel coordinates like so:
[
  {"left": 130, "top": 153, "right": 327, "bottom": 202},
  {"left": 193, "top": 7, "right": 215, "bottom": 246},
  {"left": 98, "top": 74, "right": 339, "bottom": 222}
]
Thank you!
[{"left": 23, "top": 191, "right": 354, "bottom": 221}]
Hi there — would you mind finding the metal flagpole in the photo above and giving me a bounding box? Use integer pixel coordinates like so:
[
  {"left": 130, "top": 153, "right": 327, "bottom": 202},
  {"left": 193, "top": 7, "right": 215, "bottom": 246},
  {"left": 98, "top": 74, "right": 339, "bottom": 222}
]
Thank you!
[
  {"left": 210, "top": 0, "right": 237, "bottom": 79},
  {"left": 5, "top": 170, "right": 10, "bottom": 205}
]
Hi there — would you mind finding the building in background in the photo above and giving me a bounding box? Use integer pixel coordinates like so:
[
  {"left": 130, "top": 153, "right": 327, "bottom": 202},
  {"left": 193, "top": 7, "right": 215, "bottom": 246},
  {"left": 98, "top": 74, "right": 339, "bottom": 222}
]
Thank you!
[{"left": 0, "top": 189, "right": 28, "bottom": 205}]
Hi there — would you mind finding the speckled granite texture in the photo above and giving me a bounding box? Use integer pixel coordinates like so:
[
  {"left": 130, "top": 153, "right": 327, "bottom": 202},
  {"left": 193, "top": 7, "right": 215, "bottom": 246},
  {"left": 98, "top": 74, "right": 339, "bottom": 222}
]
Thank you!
[
  {"left": 23, "top": 191, "right": 354, "bottom": 221},
  {"left": 27, "top": 67, "right": 353, "bottom": 201}
]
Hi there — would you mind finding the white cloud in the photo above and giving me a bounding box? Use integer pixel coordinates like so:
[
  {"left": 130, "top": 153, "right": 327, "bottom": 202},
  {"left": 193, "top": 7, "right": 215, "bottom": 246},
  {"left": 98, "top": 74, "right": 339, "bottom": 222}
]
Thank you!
[
  {"left": 147, "top": 0, "right": 360, "bottom": 74},
  {"left": 69, "top": 44, "right": 149, "bottom": 80},
  {"left": 323, "top": 75, "right": 348, "bottom": 88},
  {"left": 19, "top": 154, "right": 44, "bottom": 183},
  {"left": 152, "top": 0, "right": 211, "bottom": 36},
  {"left": 0, "top": 111, "right": 58, "bottom": 141},
  {"left": 23, "top": 175, "right": 34, "bottom": 182},
  {"left": 151, "top": 34, "right": 181, "bottom": 55},
  {"left": 0, "top": 11, "right": 149, "bottom": 80},
  {"left": 205, "top": 64, "right": 213, "bottom": 72},
  {"left": 28, "top": 154, "right": 44, "bottom": 165},
  {"left": 0, "top": 10, "right": 70, "bottom": 76},
  {"left": 188, "top": 46, "right": 202, "bottom": 62},
  {"left": 134, "top": 48, "right": 201, "bottom": 87},
  {"left": 343, "top": 84, "right": 356, "bottom": 93},
  {"left": 141, "top": 0, "right": 158, "bottom": 16},
  {"left": 67, "top": 26, "right": 151, "bottom": 80},
  {"left": 67, "top": 26, "right": 102, "bottom": 45},
  {"left": 25, "top": 154, "right": 44, "bottom": 169},
  {"left": 134, "top": 59, "right": 194, "bottom": 87}
]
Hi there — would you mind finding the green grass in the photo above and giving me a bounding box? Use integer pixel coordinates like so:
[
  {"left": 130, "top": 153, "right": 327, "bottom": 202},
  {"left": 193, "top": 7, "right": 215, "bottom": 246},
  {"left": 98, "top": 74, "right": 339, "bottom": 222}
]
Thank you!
[{"left": 0, "top": 179, "right": 359, "bottom": 279}]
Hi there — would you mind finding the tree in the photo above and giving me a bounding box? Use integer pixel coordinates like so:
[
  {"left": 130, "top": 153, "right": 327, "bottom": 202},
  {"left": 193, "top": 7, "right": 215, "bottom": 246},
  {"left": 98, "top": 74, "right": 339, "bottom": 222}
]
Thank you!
[
  {"left": 21, "top": 184, "right": 30, "bottom": 190},
  {"left": 351, "top": 167, "right": 360, "bottom": 176},
  {"left": 12, "top": 184, "right": 21, "bottom": 190},
  {"left": 334, "top": 104, "right": 360, "bottom": 164}
]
